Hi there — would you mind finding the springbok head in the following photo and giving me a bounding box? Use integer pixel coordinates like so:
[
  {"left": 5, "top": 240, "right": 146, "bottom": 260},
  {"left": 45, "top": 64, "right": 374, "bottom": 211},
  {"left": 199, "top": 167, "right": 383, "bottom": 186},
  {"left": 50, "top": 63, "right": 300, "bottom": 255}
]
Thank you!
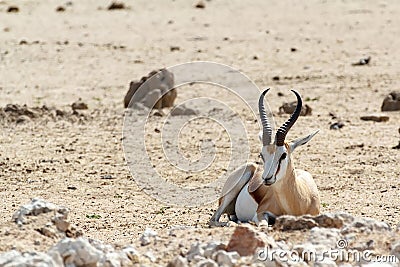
[{"left": 258, "top": 89, "right": 319, "bottom": 186}]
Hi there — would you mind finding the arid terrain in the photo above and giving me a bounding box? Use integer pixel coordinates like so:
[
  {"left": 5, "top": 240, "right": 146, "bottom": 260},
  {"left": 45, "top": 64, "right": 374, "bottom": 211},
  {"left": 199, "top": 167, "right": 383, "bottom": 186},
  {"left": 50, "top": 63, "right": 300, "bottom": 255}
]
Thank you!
[{"left": 0, "top": 0, "right": 399, "bottom": 265}]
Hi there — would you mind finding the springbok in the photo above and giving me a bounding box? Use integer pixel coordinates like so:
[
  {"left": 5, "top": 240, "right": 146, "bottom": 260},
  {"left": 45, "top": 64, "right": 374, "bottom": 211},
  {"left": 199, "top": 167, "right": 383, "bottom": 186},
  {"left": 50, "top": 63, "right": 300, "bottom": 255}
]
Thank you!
[{"left": 209, "top": 89, "right": 320, "bottom": 226}]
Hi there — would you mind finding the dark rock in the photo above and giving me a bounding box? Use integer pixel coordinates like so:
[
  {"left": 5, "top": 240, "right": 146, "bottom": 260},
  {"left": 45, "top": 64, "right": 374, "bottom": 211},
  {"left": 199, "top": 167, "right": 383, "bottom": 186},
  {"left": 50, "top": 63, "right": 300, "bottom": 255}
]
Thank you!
[
  {"left": 71, "top": 100, "right": 88, "bottom": 110},
  {"left": 352, "top": 56, "right": 371, "bottom": 66},
  {"left": 195, "top": 1, "right": 206, "bottom": 9},
  {"left": 7, "top": 6, "right": 19, "bottom": 13},
  {"left": 360, "top": 113, "right": 389, "bottom": 122},
  {"left": 381, "top": 91, "right": 400, "bottom": 111},
  {"left": 279, "top": 101, "right": 312, "bottom": 116},
  {"left": 56, "top": 6, "right": 66, "bottom": 12},
  {"left": 275, "top": 215, "right": 318, "bottom": 231},
  {"left": 330, "top": 121, "right": 345, "bottom": 130},
  {"left": 108, "top": 2, "right": 125, "bottom": 10},
  {"left": 124, "top": 68, "right": 176, "bottom": 109}
]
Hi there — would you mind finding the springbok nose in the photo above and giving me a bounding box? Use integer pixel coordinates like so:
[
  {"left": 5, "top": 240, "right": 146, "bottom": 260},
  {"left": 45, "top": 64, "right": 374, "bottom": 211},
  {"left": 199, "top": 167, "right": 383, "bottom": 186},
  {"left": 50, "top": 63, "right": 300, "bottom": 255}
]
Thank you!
[{"left": 264, "top": 176, "right": 274, "bottom": 185}]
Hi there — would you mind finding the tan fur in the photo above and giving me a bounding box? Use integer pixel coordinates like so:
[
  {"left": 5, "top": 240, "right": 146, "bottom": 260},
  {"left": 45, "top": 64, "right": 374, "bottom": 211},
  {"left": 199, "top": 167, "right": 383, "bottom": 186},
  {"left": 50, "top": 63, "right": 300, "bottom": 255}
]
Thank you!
[{"left": 253, "top": 143, "right": 320, "bottom": 219}]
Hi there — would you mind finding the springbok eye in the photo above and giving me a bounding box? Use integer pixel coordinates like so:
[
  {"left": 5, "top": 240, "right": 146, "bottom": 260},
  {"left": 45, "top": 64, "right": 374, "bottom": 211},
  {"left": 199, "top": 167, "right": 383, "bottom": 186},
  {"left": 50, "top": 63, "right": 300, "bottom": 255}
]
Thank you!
[
  {"left": 280, "top": 153, "right": 287, "bottom": 161},
  {"left": 259, "top": 153, "right": 264, "bottom": 162}
]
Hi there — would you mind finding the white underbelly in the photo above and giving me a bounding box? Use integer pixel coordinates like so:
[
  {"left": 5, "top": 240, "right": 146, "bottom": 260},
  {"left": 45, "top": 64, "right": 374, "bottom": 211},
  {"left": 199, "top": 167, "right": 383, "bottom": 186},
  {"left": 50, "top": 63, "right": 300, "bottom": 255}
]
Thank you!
[{"left": 235, "top": 184, "right": 258, "bottom": 222}]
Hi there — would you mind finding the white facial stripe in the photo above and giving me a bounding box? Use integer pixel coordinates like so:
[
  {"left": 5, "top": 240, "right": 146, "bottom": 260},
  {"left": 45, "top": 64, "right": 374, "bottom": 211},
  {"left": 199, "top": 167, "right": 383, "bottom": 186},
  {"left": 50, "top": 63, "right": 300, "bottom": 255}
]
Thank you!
[{"left": 261, "top": 145, "right": 287, "bottom": 183}]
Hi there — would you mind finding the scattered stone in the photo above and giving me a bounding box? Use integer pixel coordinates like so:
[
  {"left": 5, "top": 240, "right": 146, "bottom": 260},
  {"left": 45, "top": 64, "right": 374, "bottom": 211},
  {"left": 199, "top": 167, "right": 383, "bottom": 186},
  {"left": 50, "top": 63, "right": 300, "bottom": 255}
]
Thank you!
[
  {"left": 195, "top": 258, "right": 218, "bottom": 267},
  {"left": 168, "top": 255, "right": 189, "bottom": 267},
  {"left": 291, "top": 47, "right": 297, "bottom": 52},
  {"left": 101, "top": 174, "right": 114, "bottom": 179},
  {"left": 345, "top": 143, "right": 364, "bottom": 149},
  {"left": 352, "top": 56, "right": 371, "bottom": 66},
  {"left": 56, "top": 6, "right": 66, "bottom": 12},
  {"left": 49, "top": 238, "right": 102, "bottom": 266},
  {"left": 12, "top": 198, "right": 58, "bottom": 225},
  {"left": 314, "top": 213, "right": 345, "bottom": 228},
  {"left": 122, "top": 245, "right": 140, "bottom": 263},
  {"left": 391, "top": 241, "right": 400, "bottom": 262},
  {"left": 71, "top": 99, "right": 88, "bottom": 110},
  {"left": 170, "top": 46, "right": 180, "bottom": 51},
  {"left": 226, "top": 224, "right": 276, "bottom": 256},
  {"left": 7, "top": 6, "right": 19, "bottom": 13},
  {"left": 279, "top": 101, "right": 312, "bottom": 116},
  {"left": 195, "top": 1, "right": 206, "bottom": 9},
  {"left": 53, "top": 213, "right": 71, "bottom": 232},
  {"left": 360, "top": 113, "right": 389, "bottom": 122},
  {"left": 309, "top": 227, "right": 342, "bottom": 248},
  {"left": 0, "top": 104, "right": 86, "bottom": 123},
  {"left": 393, "top": 141, "right": 400, "bottom": 149},
  {"left": 381, "top": 91, "right": 400, "bottom": 111},
  {"left": 314, "top": 258, "right": 338, "bottom": 267},
  {"left": 341, "top": 217, "right": 390, "bottom": 234},
  {"left": 272, "top": 75, "right": 280, "bottom": 81},
  {"left": 187, "top": 242, "right": 205, "bottom": 261},
  {"left": 330, "top": 121, "right": 345, "bottom": 130},
  {"left": 275, "top": 215, "right": 318, "bottom": 231},
  {"left": 203, "top": 241, "right": 225, "bottom": 258},
  {"left": 108, "top": 2, "right": 126, "bottom": 10},
  {"left": 140, "top": 228, "right": 158, "bottom": 246},
  {"left": 124, "top": 68, "right": 176, "bottom": 109},
  {"left": 213, "top": 250, "right": 238, "bottom": 266},
  {"left": 143, "top": 250, "right": 156, "bottom": 262},
  {"left": 16, "top": 115, "right": 31, "bottom": 124},
  {"left": 0, "top": 251, "right": 59, "bottom": 266},
  {"left": 329, "top": 112, "right": 337, "bottom": 119},
  {"left": 171, "top": 105, "right": 198, "bottom": 116}
]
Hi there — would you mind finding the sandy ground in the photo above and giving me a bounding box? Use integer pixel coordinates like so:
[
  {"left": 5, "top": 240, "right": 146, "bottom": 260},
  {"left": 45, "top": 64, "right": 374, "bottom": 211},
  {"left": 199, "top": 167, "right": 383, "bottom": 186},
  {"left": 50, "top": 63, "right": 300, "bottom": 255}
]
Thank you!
[{"left": 1, "top": 0, "right": 400, "bottom": 255}]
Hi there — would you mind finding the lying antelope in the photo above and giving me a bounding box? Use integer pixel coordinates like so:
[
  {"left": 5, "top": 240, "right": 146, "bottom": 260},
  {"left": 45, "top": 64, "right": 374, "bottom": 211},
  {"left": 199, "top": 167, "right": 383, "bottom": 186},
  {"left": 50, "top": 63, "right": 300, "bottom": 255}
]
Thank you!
[{"left": 209, "top": 89, "right": 320, "bottom": 226}]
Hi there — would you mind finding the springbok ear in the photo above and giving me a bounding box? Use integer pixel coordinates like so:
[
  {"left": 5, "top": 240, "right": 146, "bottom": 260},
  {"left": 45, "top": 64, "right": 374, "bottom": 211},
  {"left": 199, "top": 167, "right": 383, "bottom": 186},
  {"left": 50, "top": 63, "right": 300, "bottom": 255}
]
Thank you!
[{"left": 289, "top": 130, "right": 319, "bottom": 152}]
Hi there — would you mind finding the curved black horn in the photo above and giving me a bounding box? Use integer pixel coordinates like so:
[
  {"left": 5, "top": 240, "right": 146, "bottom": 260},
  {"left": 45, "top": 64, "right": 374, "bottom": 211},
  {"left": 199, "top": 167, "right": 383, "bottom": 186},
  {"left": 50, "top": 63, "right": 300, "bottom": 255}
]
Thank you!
[
  {"left": 259, "top": 89, "right": 272, "bottom": 146},
  {"left": 275, "top": 90, "right": 302, "bottom": 146}
]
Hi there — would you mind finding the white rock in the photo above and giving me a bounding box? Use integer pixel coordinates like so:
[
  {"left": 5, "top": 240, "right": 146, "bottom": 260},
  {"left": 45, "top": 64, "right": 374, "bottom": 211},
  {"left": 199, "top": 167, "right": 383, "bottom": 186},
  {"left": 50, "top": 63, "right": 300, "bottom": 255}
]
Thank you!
[
  {"left": 342, "top": 217, "right": 390, "bottom": 234},
  {"left": 140, "top": 228, "right": 158, "bottom": 246},
  {"left": 314, "top": 258, "right": 337, "bottom": 267},
  {"left": 195, "top": 258, "right": 218, "bottom": 267},
  {"left": 122, "top": 245, "right": 140, "bottom": 263},
  {"left": 52, "top": 213, "right": 70, "bottom": 232},
  {"left": 12, "top": 198, "right": 59, "bottom": 225},
  {"left": 391, "top": 241, "right": 400, "bottom": 262},
  {"left": 143, "top": 251, "right": 156, "bottom": 262},
  {"left": 101, "top": 252, "right": 122, "bottom": 267},
  {"left": 202, "top": 241, "right": 224, "bottom": 258},
  {"left": 168, "top": 255, "right": 188, "bottom": 267},
  {"left": 49, "top": 237, "right": 102, "bottom": 266},
  {"left": 170, "top": 105, "right": 197, "bottom": 116},
  {"left": 213, "top": 250, "right": 237, "bottom": 266},
  {"left": 89, "top": 238, "right": 115, "bottom": 253},
  {"left": 187, "top": 242, "right": 205, "bottom": 261},
  {"left": 0, "top": 251, "right": 58, "bottom": 267},
  {"left": 0, "top": 250, "right": 22, "bottom": 265},
  {"left": 309, "top": 227, "right": 341, "bottom": 248},
  {"left": 361, "top": 263, "right": 395, "bottom": 267}
]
